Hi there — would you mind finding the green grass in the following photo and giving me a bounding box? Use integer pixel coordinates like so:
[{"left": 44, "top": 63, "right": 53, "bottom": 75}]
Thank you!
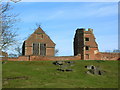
[{"left": 2, "top": 60, "right": 118, "bottom": 88}]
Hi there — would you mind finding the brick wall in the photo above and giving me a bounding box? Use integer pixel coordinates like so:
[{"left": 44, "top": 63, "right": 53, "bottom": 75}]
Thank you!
[
  {"left": 74, "top": 28, "right": 84, "bottom": 59},
  {"left": 6, "top": 52, "right": 120, "bottom": 61},
  {"left": 94, "top": 52, "right": 120, "bottom": 60},
  {"left": 100, "top": 52, "right": 120, "bottom": 60},
  {"left": 29, "top": 55, "right": 81, "bottom": 61},
  {"left": 7, "top": 55, "right": 81, "bottom": 61},
  {"left": 7, "top": 56, "right": 30, "bottom": 61},
  {"left": 7, "top": 57, "right": 18, "bottom": 61}
]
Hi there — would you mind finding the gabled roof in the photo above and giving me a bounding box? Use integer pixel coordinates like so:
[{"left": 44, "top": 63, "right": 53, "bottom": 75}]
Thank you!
[
  {"left": 25, "top": 27, "right": 56, "bottom": 46},
  {"left": 33, "top": 27, "right": 45, "bottom": 34}
]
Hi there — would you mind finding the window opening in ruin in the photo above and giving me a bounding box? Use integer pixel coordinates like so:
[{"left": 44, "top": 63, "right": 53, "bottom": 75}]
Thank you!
[
  {"left": 33, "top": 43, "right": 39, "bottom": 55},
  {"left": 86, "top": 46, "right": 89, "bottom": 50},
  {"left": 40, "top": 44, "right": 46, "bottom": 56},
  {"left": 85, "top": 37, "right": 89, "bottom": 41},
  {"left": 33, "top": 43, "right": 46, "bottom": 56}
]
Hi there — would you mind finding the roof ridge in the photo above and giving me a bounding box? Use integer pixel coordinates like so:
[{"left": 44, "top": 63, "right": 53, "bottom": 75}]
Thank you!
[{"left": 34, "top": 27, "right": 45, "bottom": 34}]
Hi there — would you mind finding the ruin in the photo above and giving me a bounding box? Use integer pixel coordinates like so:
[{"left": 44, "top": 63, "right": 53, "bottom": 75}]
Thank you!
[
  {"left": 85, "top": 65, "right": 105, "bottom": 75},
  {"left": 73, "top": 28, "right": 119, "bottom": 60},
  {"left": 2, "top": 27, "right": 119, "bottom": 61},
  {"left": 74, "top": 28, "right": 99, "bottom": 60},
  {"left": 53, "top": 61, "right": 75, "bottom": 72}
]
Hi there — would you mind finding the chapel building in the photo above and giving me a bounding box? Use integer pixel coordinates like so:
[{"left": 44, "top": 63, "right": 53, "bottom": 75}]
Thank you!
[{"left": 22, "top": 27, "right": 56, "bottom": 56}]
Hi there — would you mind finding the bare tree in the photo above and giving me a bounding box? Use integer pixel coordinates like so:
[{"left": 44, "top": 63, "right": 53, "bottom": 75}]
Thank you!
[
  {"left": 14, "top": 45, "right": 22, "bottom": 56},
  {"left": 55, "top": 49, "right": 59, "bottom": 56},
  {"left": 8, "top": 53, "right": 17, "bottom": 57},
  {"left": 7, "top": 42, "right": 22, "bottom": 57},
  {"left": 0, "top": 2, "right": 18, "bottom": 51}
]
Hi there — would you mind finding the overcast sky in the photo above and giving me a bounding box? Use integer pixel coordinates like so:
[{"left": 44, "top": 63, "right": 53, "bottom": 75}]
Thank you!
[{"left": 9, "top": 2, "right": 118, "bottom": 56}]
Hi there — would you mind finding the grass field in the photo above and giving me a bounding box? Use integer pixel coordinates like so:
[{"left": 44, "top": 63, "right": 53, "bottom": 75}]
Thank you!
[{"left": 2, "top": 60, "right": 118, "bottom": 88}]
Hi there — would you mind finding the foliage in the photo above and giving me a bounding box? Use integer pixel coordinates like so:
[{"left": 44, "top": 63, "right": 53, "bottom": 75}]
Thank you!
[{"left": 0, "top": 2, "right": 18, "bottom": 51}]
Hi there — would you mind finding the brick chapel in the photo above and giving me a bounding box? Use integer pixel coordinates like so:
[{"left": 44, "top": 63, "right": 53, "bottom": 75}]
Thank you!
[{"left": 22, "top": 27, "right": 56, "bottom": 56}]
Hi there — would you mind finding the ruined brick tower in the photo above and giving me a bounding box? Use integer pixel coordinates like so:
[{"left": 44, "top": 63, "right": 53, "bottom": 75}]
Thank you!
[
  {"left": 22, "top": 27, "right": 56, "bottom": 56},
  {"left": 74, "top": 28, "right": 99, "bottom": 60}
]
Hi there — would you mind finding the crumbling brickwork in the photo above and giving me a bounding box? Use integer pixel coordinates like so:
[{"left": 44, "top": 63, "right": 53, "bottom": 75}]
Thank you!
[
  {"left": 74, "top": 28, "right": 99, "bottom": 60},
  {"left": 74, "top": 28, "right": 119, "bottom": 60},
  {"left": 74, "top": 28, "right": 84, "bottom": 59},
  {"left": 5, "top": 27, "right": 120, "bottom": 61},
  {"left": 95, "top": 52, "right": 120, "bottom": 60},
  {"left": 22, "top": 27, "right": 56, "bottom": 56}
]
